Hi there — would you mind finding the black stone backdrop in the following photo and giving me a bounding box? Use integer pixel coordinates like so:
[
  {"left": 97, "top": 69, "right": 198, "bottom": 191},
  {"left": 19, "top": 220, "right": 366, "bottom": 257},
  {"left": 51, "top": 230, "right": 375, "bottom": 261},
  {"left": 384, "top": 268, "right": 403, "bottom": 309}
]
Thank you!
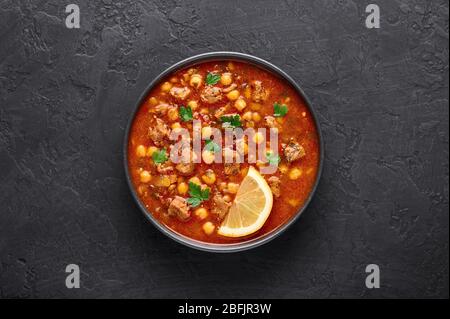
[{"left": 0, "top": 0, "right": 448, "bottom": 298}]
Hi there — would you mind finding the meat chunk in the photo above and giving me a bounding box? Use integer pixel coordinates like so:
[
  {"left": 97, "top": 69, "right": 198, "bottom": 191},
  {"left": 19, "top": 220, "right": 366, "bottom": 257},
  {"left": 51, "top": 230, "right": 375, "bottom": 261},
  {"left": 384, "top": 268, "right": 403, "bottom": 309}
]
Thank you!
[
  {"left": 175, "top": 162, "right": 195, "bottom": 176},
  {"left": 153, "top": 103, "right": 169, "bottom": 115},
  {"left": 212, "top": 193, "right": 231, "bottom": 219},
  {"left": 169, "top": 86, "right": 191, "bottom": 100},
  {"left": 201, "top": 86, "right": 222, "bottom": 104},
  {"left": 168, "top": 196, "right": 190, "bottom": 221},
  {"left": 264, "top": 115, "right": 279, "bottom": 129},
  {"left": 156, "top": 163, "right": 173, "bottom": 174},
  {"left": 148, "top": 118, "right": 170, "bottom": 146},
  {"left": 283, "top": 141, "right": 306, "bottom": 163},
  {"left": 268, "top": 176, "right": 281, "bottom": 197},
  {"left": 214, "top": 106, "right": 227, "bottom": 119},
  {"left": 251, "top": 80, "right": 269, "bottom": 103},
  {"left": 224, "top": 162, "right": 240, "bottom": 175}
]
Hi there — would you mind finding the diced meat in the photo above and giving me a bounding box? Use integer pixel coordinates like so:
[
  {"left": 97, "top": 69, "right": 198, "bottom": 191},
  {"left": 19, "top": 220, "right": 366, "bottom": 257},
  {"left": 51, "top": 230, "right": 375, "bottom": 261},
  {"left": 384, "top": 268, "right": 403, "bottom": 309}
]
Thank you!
[
  {"left": 211, "top": 193, "right": 231, "bottom": 219},
  {"left": 169, "top": 86, "right": 191, "bottom": 100},
  {"left": 153, "top": 103, "right": 169, "bottom": 115},
  {"left": 168, "top": 196, "right": 191, "bottom": 221},
  {"left": 222, "top": 83, "right": 237, "bottom": 93},
  {"left": 268, "top": 176, "right": 281, "bottom": 197},
  {"left": 214, "top": 106, "right": 227, "bottom": 119},
  {"left": 264, "top": 115, "right": 279, "bottom": 129},
  {"left": 148, "top": 118, "right": 170, "bottom": 146},
  {"left": 156, "top": 163, "right": 173, "bottom": 174},
  {"left": 251, "top": 80, "right": 268, "bottom": 102},
  {"left": 283, "top": 141, "right": 306, "bottom": 163},
  {"left": 201, "top": 86, "right": 222, "bottom": 104},
  {"left": 175, "top": 162, "right": 195, "bottom": 176},
  {"left": 224, "top": 162, "right": 240, "bottom": 175}
]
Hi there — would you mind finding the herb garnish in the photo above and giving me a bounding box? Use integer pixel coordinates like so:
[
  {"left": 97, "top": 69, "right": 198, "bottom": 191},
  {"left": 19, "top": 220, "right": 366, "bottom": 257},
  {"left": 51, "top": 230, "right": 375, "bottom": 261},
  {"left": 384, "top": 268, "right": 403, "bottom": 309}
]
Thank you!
[
  {"left": 273, "top": 102, "right": 288, "bottom": 117},
  {"left": 204, "top": 139, "right": 221, "bottom": 153},
  {"left": 206, "top": 73, "right": 221, "bottom": 85},
  {"left": 179, "top": 105, "right": 193, "bottom": 122},
  {"left": 266, "top": 152, "right": 281, "bottom": 166},
  {"left": 220, "top": 115, "right": 242, "bottom": 128},
  {"left": 186, "top": 182, "right": 210, "bottom": 207},
  {"left": 152, "top": 148, "right": 168, "bottom": 164}
]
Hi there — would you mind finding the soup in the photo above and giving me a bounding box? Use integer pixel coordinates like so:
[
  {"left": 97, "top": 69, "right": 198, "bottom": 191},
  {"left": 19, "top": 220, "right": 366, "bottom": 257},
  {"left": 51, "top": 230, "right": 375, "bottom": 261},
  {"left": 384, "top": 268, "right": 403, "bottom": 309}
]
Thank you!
[{"left": 127, "top": 60, "right": 320, "bottom": 244}]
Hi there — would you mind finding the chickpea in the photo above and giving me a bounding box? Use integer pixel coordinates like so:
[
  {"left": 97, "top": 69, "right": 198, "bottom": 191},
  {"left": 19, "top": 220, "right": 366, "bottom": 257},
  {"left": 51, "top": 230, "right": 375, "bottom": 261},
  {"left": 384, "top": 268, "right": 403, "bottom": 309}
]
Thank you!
[
  {"left": 227, "top": 62, "right": 235, "bottom": 71},
  {"left": 148, "top": 97, "right": 158, "bottom": 106},
  {"left": 220, "top": 72, "right": 233, "bottom": 86},
  {"left": 252, "top": 132, "right": 265, "bottom": 144},
  {"left": 201, "top": 170, "right": 216, "bottom": 185},
  {"left": 234, "top": 98, "right": 247, "bottom": 111},
  {"left": 140, "top": 170, "right": 152, "bottom": 183},
  {"left": 302, "top": 112, "right": 307, "bottom": 117},
  {"left": 226, "top": 90, "right": 240, "bottom": 101},
  {"left": 195, "top": 208, "right": 209, "bottom": 220},
  {"left": 202, "top": 150, "right": 215, "bottom": 164},
  {"left": 200, "top": 108, "right": 209, "bottom": 114},
  {"left": 202, "top": 126, "right": 213, "bottom": 139},
  {"left": 279, "top": 164, "right": 289, "bottom": 174},
  {"left": 242, "top": 111, "right": 252, "bottom": 121},
  {"left": 171, "top": 122, "right": 181, "bottom": 129},
  {"left": 170, "top": 77, "right": 178, "bottom": 83},
  {"left": 252, "top": 112, "right": 261, "bottom": 122},
  {"left": 167, "top": 108, "right": 179, "bottom": 121},
  {"left": 189, "top": 176, "right": 201, "bottom": 185},
  {"left": 187, "top": 100, "right": 199, "bottom": 110},
  {"left": 244, "top": 86, "right": 252, "bottom": 99},
  {"left": 161, "top": 81, "right": 172, "bottom": 92},
  {"left": 146, "top": 146, "right": 158, "bottom": 157},
  {"left": 202, "top": 221, "right": 215, "bottom": 235},
  {"left": 289, "top": 167, "right": 303, "bottom": 180},
  {"left": 227, "top": 182, "right": 240, "bottom": 194},
  {"left": 219, "top": 182, "right": 227, "bottom": 191},
  {"left": 189, "top": 74, "right": 203, "bottom": 88},
  {"left": 177, "top": 182, "right": 188, "bottom": 195},
  {"left": 136, "top": 145, "right": 147, "bottom": 157},
  {"left": 250, "top": 103, "right": 261, "bottom": 111},
  {"left": 288, "top": 198, "right": 300, "bottom": 207},
  {"left": 237, "top": 140, "right": 248, "bottom": 155}
]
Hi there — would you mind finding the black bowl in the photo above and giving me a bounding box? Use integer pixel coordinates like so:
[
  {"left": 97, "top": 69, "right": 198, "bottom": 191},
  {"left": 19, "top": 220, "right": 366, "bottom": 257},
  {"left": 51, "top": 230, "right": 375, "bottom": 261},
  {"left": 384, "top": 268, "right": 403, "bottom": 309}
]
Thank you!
[{"left": 123, "top": 52, "right": 324, "bottom": 253}]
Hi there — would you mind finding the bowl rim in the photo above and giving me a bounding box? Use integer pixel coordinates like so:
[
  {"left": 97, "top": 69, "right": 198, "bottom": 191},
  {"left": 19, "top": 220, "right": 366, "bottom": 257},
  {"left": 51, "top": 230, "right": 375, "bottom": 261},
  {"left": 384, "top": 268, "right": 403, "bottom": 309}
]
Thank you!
[{"left": 123, "top": 51, "right": 324, "bottom": 253}]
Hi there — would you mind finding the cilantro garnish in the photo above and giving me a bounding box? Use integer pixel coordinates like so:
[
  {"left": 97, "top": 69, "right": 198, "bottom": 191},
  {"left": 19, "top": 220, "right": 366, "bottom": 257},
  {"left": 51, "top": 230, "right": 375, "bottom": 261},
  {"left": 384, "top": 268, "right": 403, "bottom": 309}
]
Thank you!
[
  {"left": 179, "top": 105, "right": 193, "bottom": 122},
  {"left": 266, "top": 152, "right": 281, "bottom": 166},
  {"left": 273, "top": 102, "right": 288, "bottom": 117},
  {"left": 152, "top": 148, "right": 168, "bottom": 164},
  {"left": 186, "top": 182, "right": 210, "bottom": 207},
  {"left": 204, "top": 139, "right": 221, "bottom": 153},
  {"left": 206, "top": 73, "right": 221, "bottom": 85},
  {"left": 220, "top": 115, "right": 242, "bottom": 128}
]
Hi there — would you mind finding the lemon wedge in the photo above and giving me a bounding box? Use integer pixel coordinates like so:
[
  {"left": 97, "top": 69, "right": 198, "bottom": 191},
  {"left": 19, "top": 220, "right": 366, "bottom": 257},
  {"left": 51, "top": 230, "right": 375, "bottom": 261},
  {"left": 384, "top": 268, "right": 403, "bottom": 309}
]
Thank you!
[{"left": 218, "top": 166, "right": 273, "bottom": 237}]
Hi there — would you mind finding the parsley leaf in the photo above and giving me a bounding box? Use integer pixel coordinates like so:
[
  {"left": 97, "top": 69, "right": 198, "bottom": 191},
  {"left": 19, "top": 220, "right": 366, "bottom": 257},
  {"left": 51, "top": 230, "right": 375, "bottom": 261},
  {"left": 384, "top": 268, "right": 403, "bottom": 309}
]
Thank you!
[
  {"left": 266, "top": 152, "right": 281, "bottom": 166},
  {"left": 204, "top": 139, "right": 221, "bottom": 153},
  {"left": 273, "top": 102, "right": 288, "bottom": 117},
  {"left": 152, "top": 148, "right": 168, "bottom": 164},
  {"left": 220, "top": 115, "right": 242, "bottom": 128},
  {"left": 206, "top": 73, "right": 221, "bottom": 85},
  {"left": 187, "top": 182, "right": 210, "bottom": 207},
  {"left": 179, "top": 105, "right": 193, "bottom": 122}
]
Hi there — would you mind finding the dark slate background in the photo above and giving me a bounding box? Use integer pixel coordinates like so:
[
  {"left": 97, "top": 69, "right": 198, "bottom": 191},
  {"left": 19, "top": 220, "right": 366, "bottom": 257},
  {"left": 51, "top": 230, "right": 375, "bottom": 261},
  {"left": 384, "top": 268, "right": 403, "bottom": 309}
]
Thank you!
[{"left": 0, "top": 0, "right": 448, "bottom": 299}]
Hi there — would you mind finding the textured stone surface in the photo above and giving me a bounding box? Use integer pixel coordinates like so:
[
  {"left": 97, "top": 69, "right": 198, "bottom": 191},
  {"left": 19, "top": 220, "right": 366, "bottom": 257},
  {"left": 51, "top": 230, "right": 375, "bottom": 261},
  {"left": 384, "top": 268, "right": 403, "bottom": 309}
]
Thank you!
[{"left": 0, "top": 0, "right": 448, "bottom": 298}]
